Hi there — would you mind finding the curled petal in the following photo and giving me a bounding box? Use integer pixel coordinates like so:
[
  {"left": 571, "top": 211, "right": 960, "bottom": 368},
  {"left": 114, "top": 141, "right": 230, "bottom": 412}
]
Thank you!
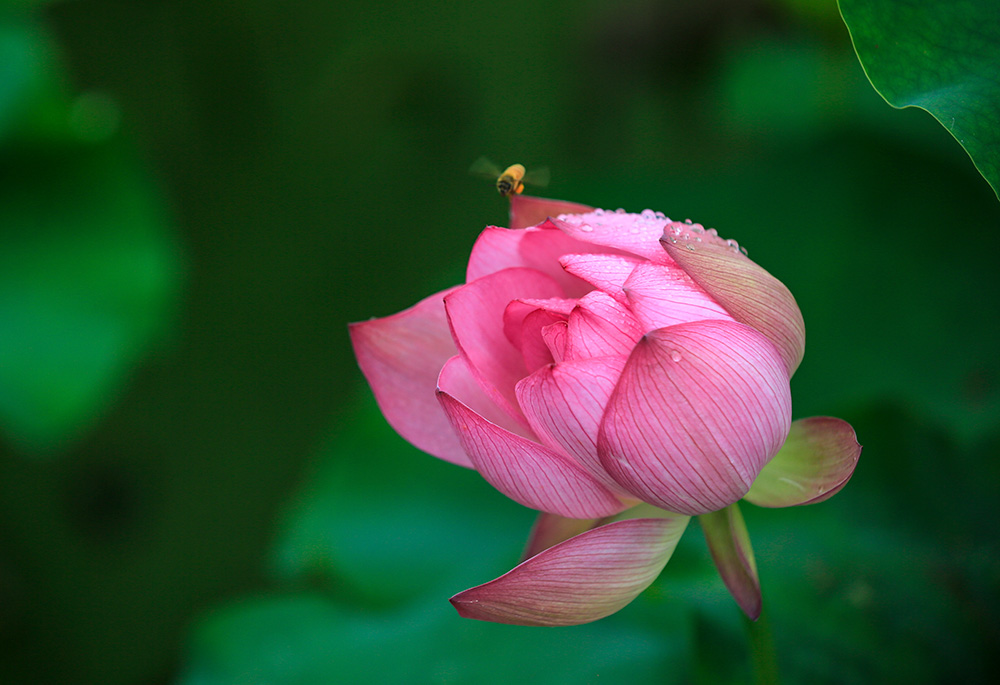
[
  {"left": 445, "top": 268, "right": 563, "bottom": 423},
  {"left": 349, "top": 287, "right": 470, "bottom": 466},
  {"left": 564, "top": 291, "right": 645, "bottom": 360},
  {"left": 509, "top": 194, "right": 593, "bottom": 230},
  {"left": 622, "top": 261, "right": 733, "bottom": 331},
  {"left": 699, "top": 503, "right": 761, "bottom": 620},
  {"left": 451, "top": 517, "right": 689, "bottom": 626},
  {"left": 744, "top": 417, "right": 862, "bottom": 508},
  {"left": 661, "top": 222, "right": 805, "bottom": 375},
  {"left": 437, "top": 391, "right": 626, "bottom": 518},
  {"left": 516, "top": 356, "right": 628, "bottom": 493},
  {"left": 598, "top": 320, "right": 792, "bottom": 515}
]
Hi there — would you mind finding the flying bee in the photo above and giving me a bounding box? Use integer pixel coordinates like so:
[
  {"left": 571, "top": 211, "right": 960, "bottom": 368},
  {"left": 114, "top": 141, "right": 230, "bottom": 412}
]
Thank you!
[{"left": 469, "top": 157, "right": 550, "bottom": 197}]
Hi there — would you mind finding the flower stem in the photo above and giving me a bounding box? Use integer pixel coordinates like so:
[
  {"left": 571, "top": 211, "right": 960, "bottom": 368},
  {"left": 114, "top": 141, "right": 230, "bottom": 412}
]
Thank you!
[{"left": 744, "top": 605, "right": 780, "bottom": 685}]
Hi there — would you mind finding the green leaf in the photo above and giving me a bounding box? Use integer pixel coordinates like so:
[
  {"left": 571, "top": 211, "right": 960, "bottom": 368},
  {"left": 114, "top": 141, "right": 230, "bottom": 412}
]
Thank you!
[{"left": 839, "top": 0, "right": 1000, "bottom": 200}]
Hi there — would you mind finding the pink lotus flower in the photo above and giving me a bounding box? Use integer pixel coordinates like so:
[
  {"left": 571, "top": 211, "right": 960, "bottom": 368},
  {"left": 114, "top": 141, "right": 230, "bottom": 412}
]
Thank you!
[{"left": 350, "top": 195, "right": 861, "bottom": 626}]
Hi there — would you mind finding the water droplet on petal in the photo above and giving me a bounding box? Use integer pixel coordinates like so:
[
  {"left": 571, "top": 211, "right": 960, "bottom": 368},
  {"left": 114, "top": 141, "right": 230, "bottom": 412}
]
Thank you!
[{"left": 670, "top": 350, "right": 682, "bottom": 362}]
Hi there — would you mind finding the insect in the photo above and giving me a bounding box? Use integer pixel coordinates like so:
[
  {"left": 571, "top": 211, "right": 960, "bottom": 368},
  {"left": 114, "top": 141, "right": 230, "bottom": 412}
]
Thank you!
[{"left": 469, "top": 157, "right": 550, "bottom": 197}]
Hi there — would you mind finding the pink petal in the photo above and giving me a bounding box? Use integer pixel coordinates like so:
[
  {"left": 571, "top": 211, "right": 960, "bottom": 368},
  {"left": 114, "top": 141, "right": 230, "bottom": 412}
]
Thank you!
[
  {"left": 622, "top": 261, "right": 733, "bottom": 330},
  {"left": 598, "top": 319, "right": 792, "bottom": 515},
  {"left": 744, "top": 417, "right": 862, "bottom": 508},
  {"left": 516, "top": 356, "right": 629, "bottom": 493},
  {"left": 699, "top": 503, "right": 761, "bottom": 620},
  {"left": 521, "top": 512, "right": 602, "bottom": 560},
  {"left": 564, "top": 291, "right": 645, "bottom": 360},
  {"left": 349, "top": 287, "right": 470, "bottom": 466},
  {"left": 451, "top": 517, "right": 689, "bottom": 626},
  {"left": 508, "top": 194, "right": 593, "bottom": 230},
  {"left": 559, "top": 252, "right": 643, "bottom": 304},
  {"left": 551, "top": 209, "right": 674, "bottom": 263},
  {"left": 437, "top": 355, "right": 531, "bottom": 439},
  {"left": 517, "top": 308, "right": 566, "bottom": 372},
  {"left": 541, "top": 321, "right": 568, "bottom": 362},
  {"left": 467, "top": 227, "right": 595, "bottom": 298},
  {"left": 661, "top": 222, "right": 806, "bottom": 376},
  {"left": 445, "top": 268, "right": 564, "bottom": 423},
  {"left": 437, "top": 391, "right": 626, "bottom": 518}
]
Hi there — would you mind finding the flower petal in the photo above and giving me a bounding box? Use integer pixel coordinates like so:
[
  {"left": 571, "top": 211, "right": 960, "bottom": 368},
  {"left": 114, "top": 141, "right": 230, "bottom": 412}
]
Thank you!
[
  {"left": 521, "top": 512, "right": 601, "bottom": 560},
  {"left": 699, "top": 503, "right": 761, "bottom": 620},
  {"left": 564, "top": 291, "right": 645, "bottom": 360},
  {"left": 450, "top": 517, "right": 689, "bottom": 626},
  {"left": 622, "top": 261, "right": 733, "bottom": 330},
  {"left": 744, "top": 417, "right": 862, "bottom": 508},
  {"left": 661, "top": 222, "right": 806, "bottom": 375},
  {"left": 509, "top": 194, "right": 593, "bottom": 230},
  {"left": 516, "top": 356, "right": 629, "bottom": 493},
  {"left": 437, "top": 355, "right": 530, "bottom": 439},
  {"left": 598, "top": 320, "right": 792, "bottom": 515},
  {"left": 467, "top": 226, "right": 596, "bottom": 298},
  {"left": 552, "top": 209, "right": 674, "bottom": 263},
  {"left": 559, "top": 252, "right": 643, "bottom": 304},
  {"left": 445, "top": 268, "right": 564, "bottom": 423},
  {"left": 349, "top": 287, "right": 470, "bottom": 466},
  {"left": 437, "top": 390, "right": 626, "bottom": 518}
]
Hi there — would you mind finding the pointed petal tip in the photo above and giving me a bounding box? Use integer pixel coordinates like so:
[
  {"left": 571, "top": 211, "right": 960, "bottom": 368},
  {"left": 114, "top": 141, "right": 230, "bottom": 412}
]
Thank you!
[{"left": 744, "top": 416, "right": 862, "bottom": 508}]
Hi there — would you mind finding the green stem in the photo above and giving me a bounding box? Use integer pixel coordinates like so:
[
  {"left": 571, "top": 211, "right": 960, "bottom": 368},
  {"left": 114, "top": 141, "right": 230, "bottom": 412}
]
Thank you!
[{"left": 745, "top": 605, "right": 780, "bottom": 685}]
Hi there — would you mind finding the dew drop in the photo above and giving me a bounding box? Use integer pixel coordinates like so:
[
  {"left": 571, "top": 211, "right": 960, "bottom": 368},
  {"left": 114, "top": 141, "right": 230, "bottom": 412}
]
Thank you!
[
  {"left": 580, "top": 223, "right": 594, "bottom": 232},
  {"left": 685, "top": 243, "right": 696, "bottom": 251},
  {"left": 670, "top": 350, "right": 682, "bottom": 362},
  {"left": 684, "top": 219, "right": 693, "bottom": 225}
]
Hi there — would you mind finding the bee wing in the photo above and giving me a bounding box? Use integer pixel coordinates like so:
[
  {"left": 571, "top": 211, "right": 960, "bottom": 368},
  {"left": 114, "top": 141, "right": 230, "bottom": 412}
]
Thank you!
[
  {"left": 469, "top": 156, "right": 502, "bottom": 179},
  {"left": 523, "top": 166, "right": 550, "bottom": 187}
]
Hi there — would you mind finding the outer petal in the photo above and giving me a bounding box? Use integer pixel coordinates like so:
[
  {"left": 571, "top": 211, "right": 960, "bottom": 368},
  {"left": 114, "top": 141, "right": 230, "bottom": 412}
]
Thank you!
[
  {"left": 349, "top": 287, "right": 470, "bottom": 466},
  {"left": 598, "top": 320, "right": 792, "bottom": 515},
  {"left": 744, "top": 417, "right": 862, "bottom": 508},
  {"left": 521, "top": 512, "right": 601, "bottom": 561},
  {"left": 509, "top": 194, "right": 593, "bottom": 230},
  {"left": 437, "top": 391, "right": 625, "bottom": 518},
  {"left": 699, "top": 503, "right": 761, "bottom": 620},
  {"left": 437, "top": 355, "right": 530, "bottom": 439},
  {"left": 551, "top": 209, "right": 674, "bottom": 263},
  {"left": 622, "top": 261, "right": 733, "bottom": 331},
  {"left": 445, "top": 268, "right": 563, "bottom": 423},
  {"left": 516, "top": 356, "right": 629, "bottom": 493},
  {"left": 450, "top": 517, "right": 689, "bottom": 626},
  {"left": 661, "top": 222, "right": 805, "bottom": 376}
]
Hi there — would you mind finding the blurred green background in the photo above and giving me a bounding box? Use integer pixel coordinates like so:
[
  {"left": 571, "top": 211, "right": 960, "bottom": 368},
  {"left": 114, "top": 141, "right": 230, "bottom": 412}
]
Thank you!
[{"left": 1, "top": 0, "right": 998, "bottom": 683}]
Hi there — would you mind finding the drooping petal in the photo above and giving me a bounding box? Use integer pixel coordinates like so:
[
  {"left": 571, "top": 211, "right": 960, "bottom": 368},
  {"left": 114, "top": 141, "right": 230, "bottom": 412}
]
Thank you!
[
  {"left": 559, "top": 252, "right": 643, "bottom": 304},
  {"left": 516, "top": 356, "right": 629, "bottom": 493},
  {"left": 445, "top": 268, "right": 563, "bottom": 423},
  {"left": 744, "top": 417, "right": 862, "bottom": 508},
  {"left": 551, "top": 209, "right": 674, "bottom": 263},
  {"left": 622, "top": 261, "right": 733, "bottom": 331},
  {"left": 564, "top": 291, "right": 645, "bottom": 360},
  {"left": 598, "top": 319, "right": 792, "bottom": 515},
  {"left": 661, "top": 222, "right": 806, "bottom": 376},
  {"left": 509, "top": 194, "right": 593, "bottom": 230},
  {"left": 699, "top": 503, "right": 761, "bottom": 620},
  {"left": 521, "top": 512, "right": 601, "bottom": 561},
  {"left": 450, "top": 517, "right": 689, "bottom": 626},
  {"left": 437, "top": 391, "right": 625, "bottom": 518},
  {"left": 349, "top": 287, "right": 470, "bottom": 466}
]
